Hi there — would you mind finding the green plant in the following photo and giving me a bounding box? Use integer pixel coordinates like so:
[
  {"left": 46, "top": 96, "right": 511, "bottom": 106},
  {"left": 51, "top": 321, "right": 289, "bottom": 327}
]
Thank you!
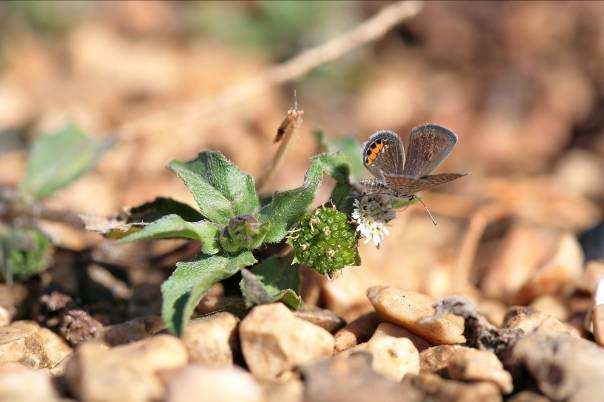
[
  {"left": 1, "top": 124, "right": 110, "bottom": 283},
  {"left": 89, "top": 110, "right": 416, "bottom": 336}
]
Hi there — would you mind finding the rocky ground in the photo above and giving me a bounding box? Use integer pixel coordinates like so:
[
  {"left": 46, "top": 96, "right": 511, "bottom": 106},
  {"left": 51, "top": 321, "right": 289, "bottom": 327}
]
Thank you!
[
  {"left": 2, "top": 265, "right": 604, "bottom": 402},
  {"left": 1, "top": 2, "right": 604, "bottom": 402}
]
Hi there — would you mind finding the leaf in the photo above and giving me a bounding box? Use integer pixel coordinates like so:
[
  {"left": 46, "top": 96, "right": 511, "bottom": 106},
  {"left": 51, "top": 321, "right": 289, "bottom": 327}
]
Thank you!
[
  {"left": 169, "top": 151, "right": 259, "bottom": 224},
  {"left": 260, "top": 153, "right": 349, "bottom": 243},
  {"left": 239, "top": 255, "right": 301, "bottom": 309},
  {"left": 161, "top": 251, "right": 256, "bottom": 335},
  {"left": 118, "top": 215, "right": 220, "bottom": 254},
  {"left": 20, "top": 124, "right": 110, "bottom": 200},
  {"left": 127, "top": 197, "right": 203, "bottom": 223},
  {"left": 0, "top": 225, "right": 53, "bottom": 282},
  {"left": 83, "top": 197, "right": 204, "bottom": 240}
]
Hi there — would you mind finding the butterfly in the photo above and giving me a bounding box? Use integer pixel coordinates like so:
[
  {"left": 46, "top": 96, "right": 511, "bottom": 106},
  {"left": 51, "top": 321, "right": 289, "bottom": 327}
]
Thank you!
[{"left": 361, "top": 124, "right": 467, "bottom": 223}]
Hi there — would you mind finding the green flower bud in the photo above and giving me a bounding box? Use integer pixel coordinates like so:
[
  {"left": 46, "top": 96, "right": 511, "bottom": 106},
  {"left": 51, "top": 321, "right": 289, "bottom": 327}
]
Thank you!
[
  {"left": 287, "top": 205, "right": 360, "bottom": 278},
  {"left": 219, "top": 215, "right": 265, "bottom": 254}
]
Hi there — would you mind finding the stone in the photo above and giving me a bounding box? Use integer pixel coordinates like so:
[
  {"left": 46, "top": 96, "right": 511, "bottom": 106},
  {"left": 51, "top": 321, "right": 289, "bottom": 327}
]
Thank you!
[
  {"left": 447, "top": 348, "right": 513, "bottom": 394},
  {"left": 506, "top": 391, "right": 552, "bottom": 402},
  {"left": 262, "top": 377, "right": 303, "bottom": 402},
  {"left": 0, "top": 306, "right": 10, "bottom": 327},
  {"left": 576, "top": 260, "right": 604, "bottom": 294},
  {"left": 66, "top": 335, "right": 188, "bottom": 402},
  {"left": 591, "top": 304, "right": 604, "bottom": 346},
  {"left": 0, "top": 363, "right": 61, "bottom": 402},
  {"left": 165, "top": 364, "right": 265, "bottom": 402},
  {"left": 509, "top": 332, "right": 604, "bottom": 402},
  {"left": 503, "top": 306, "right": 579, "bottom": 336},
  {"left": 371, "top": 322, "right": 431, "bottom": 351},
  {"left": 477, "top": 299, "right": 507, "bottom": 327},
  {"left": 420, "top": 345, "right": 466, "bottom": 373},
  {"left": 530, "top": 295, "right": 569, "bottom": 321},
  {"left": 363, "top": 323, "right": 420, "bottom": 381},
  {"left": 367, "top": 286, "right": 465, "bottom": 344},
  {"left": 240, "top": 303, "right": 334, "bottom": 380},
  {"left": 334, "top": 312, "right": 381, "bottom": 353},
  {"left": 101, "top": 316, "right": 164, "bottom": 346},
  {"left": 513, "top": 233, "right": 583, "bottom": 304},
  {"left": 402, "top": 372, "right": 502, "bottom": 402},
  {"left": 294, "top": 305, "right": 345, "bottom": 334},
  {"left": 182, "top": 312, "right": 239, "bottom": 366},
  {"left": 0, "top": 321, "right": 72, "bottom": 370},
  {"left": 301, "top": 352, "right": 420, "bottom": 402}
]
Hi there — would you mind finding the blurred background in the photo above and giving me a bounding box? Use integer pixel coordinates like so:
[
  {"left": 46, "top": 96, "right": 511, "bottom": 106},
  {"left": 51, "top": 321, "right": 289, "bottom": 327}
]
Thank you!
[{"left": 1, "top": 1, "right": 603, "bottom": 322}]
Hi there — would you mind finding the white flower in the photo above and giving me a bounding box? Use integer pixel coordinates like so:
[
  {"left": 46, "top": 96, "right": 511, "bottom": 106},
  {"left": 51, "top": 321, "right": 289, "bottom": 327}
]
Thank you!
[{"left": 351, "top": 193, "right": 396, "bottom": 248}]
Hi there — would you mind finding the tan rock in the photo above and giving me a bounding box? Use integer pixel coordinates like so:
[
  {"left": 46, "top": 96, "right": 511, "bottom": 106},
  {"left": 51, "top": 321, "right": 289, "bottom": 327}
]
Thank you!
[
  {"left": 294, "top": 305, "right": 345, "bottom": 334},
  {"left": 447, "top": 348, "right": 513, "bottom": 394},
  {"left": 165, "top": 365, "right": 265, "bottom": 402},
  {"left": 403, "top": 372, "right": 502, "bottom": 402},
  {"left": 592, "top": 304, "right": 604, "bottom": 346},
  {"left": 364, "top": 324, "right": 420, "bottom": 381},
  {"left": 0, "top": 363, "right": 61, "bottom": 402},
  {"left": 481, "top": 223, "right": 559, "bottom": 302},
  {"left": 419, "top": 345, "right": 466, "bottom": 373},
  {"left": 182, "top": 312, "right": 239, "bottom": 366},
  {"left": 0, "top": 321, "right": 72, "bottom": 370},
  {"left": 503, "top": 307, "right": 579, "bottom": 336},
  {"left": 101, "top": 316, "right": 164, "bottom": 346},
  {"left": 371, "top": 322, "right": 431, "bottom": 352},
  {"left": 576, "top": 260, "right": 604, "bottom": 294},
  {"left": 66, "top": 335, "right": 188, "bottom": 402},
  {"left": 530, "top": 295, "right": 569, "bottom": 321},
  {"left": 513, "top": 233, "right": 583, "bottom": 304},
  {"left": 507, "top": 391, "right": 551, "bottom": 402},
  {"left": 334, "top": 312, "right": 381, "bottom": 353},
  {"left": 0, "top": 306, "right": 10, "bottom": 327},
  {"left": 240, "top": 303, "right": 334, "bottom": 380},
  {"left": 367, "top": 286, "right": 465, "bottom": 344},
  {"left": 262, "top": 377, "right": 303, "bottom": 402},
  {"left": 477, "top": 299, "right": 507, "bottom": 327}
]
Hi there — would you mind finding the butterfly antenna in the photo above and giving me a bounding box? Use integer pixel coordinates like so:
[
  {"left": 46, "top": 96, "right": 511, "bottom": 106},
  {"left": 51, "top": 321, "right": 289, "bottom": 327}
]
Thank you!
[{"left": 416, "top": 196, "right": 438, "bottom": 226}]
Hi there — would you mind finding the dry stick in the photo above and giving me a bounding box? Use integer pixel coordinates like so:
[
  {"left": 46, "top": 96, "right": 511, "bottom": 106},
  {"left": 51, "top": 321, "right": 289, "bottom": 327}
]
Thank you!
[
  {"left": 122, "top": 1, "right": 423, "bottom": 132},
  {"left": 256, "top": 106, "right": 304, "bottom": 192}
]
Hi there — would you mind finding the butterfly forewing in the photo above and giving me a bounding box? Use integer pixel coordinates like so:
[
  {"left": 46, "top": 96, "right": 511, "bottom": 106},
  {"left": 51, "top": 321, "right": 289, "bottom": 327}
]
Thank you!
[
  {"left": 402, "top": 124, "right": 458, "bottom": 178},
  {"left": 361, "top": 130, "right": 405, "bottom": 180},
  {"left": 384, "top": 172, "right": 466, "bottom": 197}
]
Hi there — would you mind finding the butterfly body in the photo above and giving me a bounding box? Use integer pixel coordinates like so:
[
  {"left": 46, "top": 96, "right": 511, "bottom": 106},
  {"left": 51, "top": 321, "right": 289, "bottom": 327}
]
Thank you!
[{"left": 361, "top": 124, "right": 466, "bottom": 198}]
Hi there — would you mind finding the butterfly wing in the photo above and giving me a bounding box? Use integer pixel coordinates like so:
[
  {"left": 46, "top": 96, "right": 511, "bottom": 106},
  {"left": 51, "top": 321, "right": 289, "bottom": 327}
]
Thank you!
[
  {"left": 384, "top": 173, "right": 467, "bottom": 197},
  {"left": 402, "top": 124, "right": 458, "bottom": 178},
  {"left": 362, "top": 130, "right": 405, "bottom": 180}
]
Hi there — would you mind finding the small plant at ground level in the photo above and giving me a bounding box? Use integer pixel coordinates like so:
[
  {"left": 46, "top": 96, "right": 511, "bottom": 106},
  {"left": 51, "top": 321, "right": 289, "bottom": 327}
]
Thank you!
[
  {"left": 88, "top": 108, "right": 416, "bottom": 336},
  {"left": 1, "top": 124, "right": 109, "bottom": 283}
]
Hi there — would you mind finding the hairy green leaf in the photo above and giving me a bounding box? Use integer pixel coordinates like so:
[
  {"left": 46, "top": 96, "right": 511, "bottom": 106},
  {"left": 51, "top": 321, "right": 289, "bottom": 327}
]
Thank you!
[
  {"left": 169, "top": 151, "right": 259, "bottom": 224},
  {"left": 0, "top": 225, "right": 53, "bottom": 282},
  {"left": 20, "top": 124, "right": 110, "bottom": 200},
  {"left": 240, "top": 255, "right": 301, "bottom": 309},
  {"left": 118, "top": 214, "right": 220, "bottom": 254},
  {"left": 260, "top": 153, "right": 349, "bottom": 243},
  {"left": 161, "top": 251, "right": 256, "bottom": 335},
  {"left": 127, "top": 197, "right": 203, "bottom": 223}
]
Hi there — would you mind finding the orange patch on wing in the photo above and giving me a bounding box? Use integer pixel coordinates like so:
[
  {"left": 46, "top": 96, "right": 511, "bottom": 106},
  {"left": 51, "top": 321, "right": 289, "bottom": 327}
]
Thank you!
[{"left": 366, "top": 142, "right": 384, "bottom": 165}]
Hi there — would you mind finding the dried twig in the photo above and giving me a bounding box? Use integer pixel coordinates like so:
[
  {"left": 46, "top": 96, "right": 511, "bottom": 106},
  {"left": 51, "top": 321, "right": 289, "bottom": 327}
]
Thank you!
[
  {"left": 123, "top": 1, "right": 423, "bottom": 132},
  {"left": 256, "top": 104, "right": 304, "bottom": 192}
]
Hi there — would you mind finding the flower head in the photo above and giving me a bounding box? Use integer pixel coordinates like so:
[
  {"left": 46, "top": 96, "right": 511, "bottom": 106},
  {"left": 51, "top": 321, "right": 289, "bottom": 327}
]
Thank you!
[
  {"left": 351, "top": 193, "right": 396, "bottom": 248},
  {"left": 287, "top": 205, "right": 360, "bottom": 278}
]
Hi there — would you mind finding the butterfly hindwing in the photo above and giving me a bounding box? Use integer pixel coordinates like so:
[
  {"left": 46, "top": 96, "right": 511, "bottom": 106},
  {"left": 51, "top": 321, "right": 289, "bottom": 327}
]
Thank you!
[
  {"left": 402, "top": 124, "right": 458, "bottom": 178},
  {"left": 383, "top": 172, "right": 466, "bottom": 197},
  {"left": 361, "top": 130, "right": 405, "bottom": 181}
]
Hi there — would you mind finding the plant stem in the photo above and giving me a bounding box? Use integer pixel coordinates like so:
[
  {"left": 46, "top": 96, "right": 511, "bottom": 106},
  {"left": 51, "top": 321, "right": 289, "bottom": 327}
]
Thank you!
[{"left": 256, "top": 106, "right": 304, "bottom": 193}]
